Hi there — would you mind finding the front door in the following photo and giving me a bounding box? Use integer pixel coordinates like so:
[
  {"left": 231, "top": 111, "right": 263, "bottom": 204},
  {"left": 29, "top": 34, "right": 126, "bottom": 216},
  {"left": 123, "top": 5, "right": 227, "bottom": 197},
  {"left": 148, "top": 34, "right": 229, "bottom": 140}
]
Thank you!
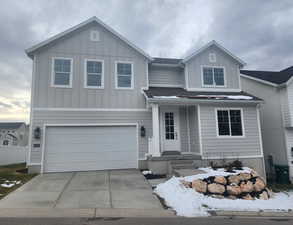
[{"left": 161, "top": 108, "right": 180, "bottom": 152}]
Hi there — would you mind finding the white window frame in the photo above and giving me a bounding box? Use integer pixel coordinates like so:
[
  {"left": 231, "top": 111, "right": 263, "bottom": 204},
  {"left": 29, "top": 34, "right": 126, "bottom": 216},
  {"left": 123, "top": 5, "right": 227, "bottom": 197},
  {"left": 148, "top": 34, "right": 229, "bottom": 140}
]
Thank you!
[
  {"left": 51, "top": 57, "right": 73, "bottom": 88},
  {"left": 215, "top": 108, "right": 245, "bottom": 138},
  {"left": 201, "top": 65, "right": 226, "bottom": 88},
  {"left": 115, "top": 61, "right": 134, "bottom": 90},
  {"left": 84, "top": 59, "right": 104, "bottom": 89}
]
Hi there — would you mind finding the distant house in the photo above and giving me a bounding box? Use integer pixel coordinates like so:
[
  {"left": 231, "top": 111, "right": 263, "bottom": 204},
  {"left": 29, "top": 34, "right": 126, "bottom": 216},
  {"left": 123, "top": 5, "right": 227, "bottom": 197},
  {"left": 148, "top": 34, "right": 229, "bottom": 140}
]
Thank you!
[
  {"left": 241, "top": 66, "right": 293, "bottom": 181},
  {"left": 0, "top": 122, "right": 28, "bottom": 146}
]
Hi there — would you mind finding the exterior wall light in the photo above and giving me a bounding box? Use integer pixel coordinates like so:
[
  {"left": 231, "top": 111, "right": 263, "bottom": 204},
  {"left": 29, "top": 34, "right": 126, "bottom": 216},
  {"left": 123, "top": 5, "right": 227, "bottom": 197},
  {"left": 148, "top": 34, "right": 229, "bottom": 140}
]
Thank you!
[
  {"left": 140, "top": 126, "right": 146, "bottom": 137},
  {"left": 34, "top": 127, "right": 41, "bottom": 139}
]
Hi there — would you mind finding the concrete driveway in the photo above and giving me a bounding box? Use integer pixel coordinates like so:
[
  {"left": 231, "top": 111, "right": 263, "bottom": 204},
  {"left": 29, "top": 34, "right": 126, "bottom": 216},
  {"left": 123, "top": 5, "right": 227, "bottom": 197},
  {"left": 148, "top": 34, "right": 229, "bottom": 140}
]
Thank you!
[{"left": 0, "top": 170, "right": 163, "bottom": 209}]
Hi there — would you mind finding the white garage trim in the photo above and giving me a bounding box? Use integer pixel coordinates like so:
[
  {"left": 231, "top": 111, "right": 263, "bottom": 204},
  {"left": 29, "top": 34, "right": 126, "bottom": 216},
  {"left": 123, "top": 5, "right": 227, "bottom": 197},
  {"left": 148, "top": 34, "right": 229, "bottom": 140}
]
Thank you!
[{"left": 40, "top": 123, "right": 139, "bottom": 173}]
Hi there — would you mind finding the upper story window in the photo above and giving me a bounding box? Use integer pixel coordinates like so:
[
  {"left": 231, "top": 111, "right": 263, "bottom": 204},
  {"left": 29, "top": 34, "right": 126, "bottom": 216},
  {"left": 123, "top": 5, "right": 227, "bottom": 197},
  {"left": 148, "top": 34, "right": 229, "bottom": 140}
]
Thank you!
[
  {"left": 202, "top": 66, "right": 225, "bottom": 87},
  {"left": 52, "top": 57, "right": 72, "bottom": 88},
  {"left": 216, "top": 109, "right": 244, "bottom": 137},
  {"left": 84, "top": 59, "right": 104, "bottom": 88},
  {"left": 115, "top": 62, "right": 133, "bottom": 89}
]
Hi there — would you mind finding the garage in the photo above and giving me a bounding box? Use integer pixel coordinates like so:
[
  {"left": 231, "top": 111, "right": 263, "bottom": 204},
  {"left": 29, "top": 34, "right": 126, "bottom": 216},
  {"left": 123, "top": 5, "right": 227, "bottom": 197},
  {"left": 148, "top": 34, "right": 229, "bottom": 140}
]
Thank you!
[{"left": 42, "top": 125, "right": 138, "bottom": 173}]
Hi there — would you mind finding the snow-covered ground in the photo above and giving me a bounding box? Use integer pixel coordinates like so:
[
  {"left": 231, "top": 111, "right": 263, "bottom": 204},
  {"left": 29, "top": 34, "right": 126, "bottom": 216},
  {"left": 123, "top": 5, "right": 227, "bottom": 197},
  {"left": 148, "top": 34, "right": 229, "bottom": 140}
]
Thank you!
[
  {"left": 0, "top": 180, "right": 21, "bottom": 188},
  {"left": 154, "top": 167, "right": 293, "bottom": 217}
]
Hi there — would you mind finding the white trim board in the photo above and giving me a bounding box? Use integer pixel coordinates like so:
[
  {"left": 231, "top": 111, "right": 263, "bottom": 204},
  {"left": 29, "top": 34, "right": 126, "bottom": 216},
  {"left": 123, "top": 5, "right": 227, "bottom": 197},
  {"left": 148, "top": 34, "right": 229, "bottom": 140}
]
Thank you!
[
  {"left": 40, "top": 123, "right": 139, "bottom": 173},
  {"left": 33, "top": 108, "right": 150, "bottom": 112},
  {"left": 25, "top": 16, "right": 153, "bottom": 61}
]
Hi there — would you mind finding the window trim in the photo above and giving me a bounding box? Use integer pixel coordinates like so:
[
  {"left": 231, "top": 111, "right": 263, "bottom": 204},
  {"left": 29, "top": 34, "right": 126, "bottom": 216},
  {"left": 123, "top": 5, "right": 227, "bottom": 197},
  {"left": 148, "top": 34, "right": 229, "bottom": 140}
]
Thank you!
[
  {"left": 201, "top": 65, "right": 226, "bottom": 88},
  {"left": 51, "top": 57, "right": 73, "bottom": 88},
  {"left": 84, "top": 59, "right": 104, "bottom": 89},
  {"left": 215, "top": 108, "right": 245, "bottom": 138},
  {"left": 115, "top": 61, "right": 134, "bottom": 90}
]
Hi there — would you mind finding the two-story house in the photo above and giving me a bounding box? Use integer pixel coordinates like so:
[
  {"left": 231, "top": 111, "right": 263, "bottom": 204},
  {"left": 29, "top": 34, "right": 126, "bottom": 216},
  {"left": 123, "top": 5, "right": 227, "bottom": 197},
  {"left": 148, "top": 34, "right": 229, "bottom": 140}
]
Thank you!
[
  {"left": 25, "top": 17, "right": 265, "bottom": 176},
  {"left": 241, "top": 67, "right": 293, "bottom": 181},
  {"left": 0, "top": 122, "right": 28, "bottom": 146}
]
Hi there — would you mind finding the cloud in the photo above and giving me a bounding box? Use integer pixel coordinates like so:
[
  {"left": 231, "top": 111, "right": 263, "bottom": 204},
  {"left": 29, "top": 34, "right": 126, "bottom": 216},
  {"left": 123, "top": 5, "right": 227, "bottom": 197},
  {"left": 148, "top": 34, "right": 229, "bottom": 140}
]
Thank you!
[{"left": 0, "top": 0, "right": 292, "bottom": 122}]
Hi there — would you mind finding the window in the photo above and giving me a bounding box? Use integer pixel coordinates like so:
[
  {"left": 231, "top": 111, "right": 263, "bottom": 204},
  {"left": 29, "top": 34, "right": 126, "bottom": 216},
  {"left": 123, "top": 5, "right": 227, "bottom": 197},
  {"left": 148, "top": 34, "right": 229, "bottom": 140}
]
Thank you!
[
  {"left": 3, "top": 140, "right": 8, "bottom": 146},
  {"left": 202, "top": 66, "right": 225, "bottom": 87},
  {"left": 90, "top": 30, "right": 100, "bottom": 41},
  {"left": 52, "top": 58, "right": 72, "bottom": 87},
  {"left": 85, "top": 59, "right": 104, "bottom": 88},
  {"left": 116, "top": 62, "right": 133, "bottom": 89},
  {"left": 216, "top": 109, "right": 244, "bottom": 137},
  {"left": 165, "top": 112, "right": 175, "bottom": 140}
]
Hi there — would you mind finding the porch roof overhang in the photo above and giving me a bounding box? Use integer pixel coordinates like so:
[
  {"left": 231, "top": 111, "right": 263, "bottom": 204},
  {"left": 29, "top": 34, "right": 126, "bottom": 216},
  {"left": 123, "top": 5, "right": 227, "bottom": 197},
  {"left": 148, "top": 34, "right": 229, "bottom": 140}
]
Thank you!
[{"left": 143, "top": 87, "right": 263, "bottom": 104}]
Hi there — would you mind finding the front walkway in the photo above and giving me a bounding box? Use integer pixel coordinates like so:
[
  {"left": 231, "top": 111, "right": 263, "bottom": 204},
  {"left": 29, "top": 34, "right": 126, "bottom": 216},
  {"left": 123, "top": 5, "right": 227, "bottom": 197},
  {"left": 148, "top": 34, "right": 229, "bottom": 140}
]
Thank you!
[{"left": 0, "top": 170, "right": 163, "bottom": 209}]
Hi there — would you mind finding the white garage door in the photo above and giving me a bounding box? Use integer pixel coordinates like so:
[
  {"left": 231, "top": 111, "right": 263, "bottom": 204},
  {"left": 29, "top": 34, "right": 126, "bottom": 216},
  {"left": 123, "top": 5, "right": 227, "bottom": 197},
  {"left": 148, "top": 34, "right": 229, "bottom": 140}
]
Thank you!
[{"left": 43, "top": 126, "right": 137, "bottom": 173}]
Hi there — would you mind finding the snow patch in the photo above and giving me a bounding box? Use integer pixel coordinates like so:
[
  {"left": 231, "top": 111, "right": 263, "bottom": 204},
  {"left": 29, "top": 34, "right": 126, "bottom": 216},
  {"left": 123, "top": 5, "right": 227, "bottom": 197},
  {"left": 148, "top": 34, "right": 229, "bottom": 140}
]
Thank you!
[
  {"left": 153, "top": 96, "right": 178, "bottom": 99},
  {"left": 154, "top": 167, "right": 293, "bottom": 217},
  {"left": 197, "top": 95, "right": 253, "bottom": 100}
]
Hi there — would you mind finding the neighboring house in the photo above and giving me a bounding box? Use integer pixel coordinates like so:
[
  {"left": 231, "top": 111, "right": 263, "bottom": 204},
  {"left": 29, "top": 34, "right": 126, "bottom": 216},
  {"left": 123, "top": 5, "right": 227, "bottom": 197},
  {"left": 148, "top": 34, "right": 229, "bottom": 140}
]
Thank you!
[
  {"left": 25, "top": 17, "right": 265, "bottom": 176},
  {"left": 241, "top": 67, "right": 293, "bottom": 181},
  {"left": 0, "top": 122, "right": 28, "bottom": 146}
]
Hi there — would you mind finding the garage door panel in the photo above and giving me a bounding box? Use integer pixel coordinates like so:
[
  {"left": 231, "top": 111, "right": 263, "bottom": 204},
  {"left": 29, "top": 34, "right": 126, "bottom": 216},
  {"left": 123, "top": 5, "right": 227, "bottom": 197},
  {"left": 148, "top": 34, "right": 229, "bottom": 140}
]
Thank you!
[{"left": 44, "top": 126, "right": 137, "bottom": 172}]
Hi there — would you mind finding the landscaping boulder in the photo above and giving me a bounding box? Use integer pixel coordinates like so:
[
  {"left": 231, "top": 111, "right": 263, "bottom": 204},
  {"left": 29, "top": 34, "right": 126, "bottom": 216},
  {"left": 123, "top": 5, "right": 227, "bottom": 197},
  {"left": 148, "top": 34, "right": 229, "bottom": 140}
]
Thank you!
[
  {"left": 259, "top": 191, "right": 269, "bottom": 200},
  {"left": 214, "top": 176, "right": 227, "bottom": 185},
  {"left": 242, "top": 194, "right": 254, "bottom": 200},
  {"left": 192, "top": 180, "right": 207, "bottom": 193},
  {"left": 180, "top": 180, "right": 192, "bottom": 188},
  {"left": 208, "top": 183, "right": 225, "bottom": 194},
  {"left": 238, "top": 173, "right": 251, "bottom": 181},
  {"left": 228, "top": 175, "right": 241, "bottom": 185},
  {"left": 227, "top": 184, "right": 241, "bottom": 196},
  {"left": 240, "top": 181, "right": 254, "bottom": 193},
  {"left": 251, "top": 170, "right": 259, "bottom": 178},
  {"left": 254, "top": 178, "right": 266, "bottom": 192},
  {"left": 227, "top": 195, "right": 237, "bottom": 200}
]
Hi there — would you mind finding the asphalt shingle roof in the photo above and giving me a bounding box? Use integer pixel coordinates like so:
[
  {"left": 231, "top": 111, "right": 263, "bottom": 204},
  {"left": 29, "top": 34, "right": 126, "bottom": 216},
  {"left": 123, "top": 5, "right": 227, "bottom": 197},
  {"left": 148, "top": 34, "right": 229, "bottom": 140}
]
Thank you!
[
  {"left": 0, "top": 122, "right": 25, "bottom": 129},
  {"left": 144, "top": 87, "right": 262, "bottom": 101},
  {"left": 241, "top": 66, "right": 293, "bottom": 85},
  {"left": 152, "top": 57, "right": 182, "bottom": 65}
]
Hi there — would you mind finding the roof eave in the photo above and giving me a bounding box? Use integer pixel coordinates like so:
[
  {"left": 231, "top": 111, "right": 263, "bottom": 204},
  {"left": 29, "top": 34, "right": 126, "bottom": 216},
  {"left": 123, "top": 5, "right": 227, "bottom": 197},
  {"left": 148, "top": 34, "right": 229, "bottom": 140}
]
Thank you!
[{"left": 146, "top": 98, "right": 263, "bottom": 104}]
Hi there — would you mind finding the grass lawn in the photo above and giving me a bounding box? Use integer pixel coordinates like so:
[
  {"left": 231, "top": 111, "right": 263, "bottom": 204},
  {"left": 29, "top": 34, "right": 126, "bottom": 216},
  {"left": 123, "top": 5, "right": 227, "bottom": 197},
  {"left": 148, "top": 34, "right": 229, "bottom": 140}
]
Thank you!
[{"left": 0, "top": 163, "right": 37, "bottom": 200}]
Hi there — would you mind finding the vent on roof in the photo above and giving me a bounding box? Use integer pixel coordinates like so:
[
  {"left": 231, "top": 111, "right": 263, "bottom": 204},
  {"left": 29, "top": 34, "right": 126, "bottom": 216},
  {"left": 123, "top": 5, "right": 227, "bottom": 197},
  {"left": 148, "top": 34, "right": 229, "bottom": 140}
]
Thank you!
[
  {"left": 209, "top": 53, "right": 216, "bottom": 63},
  {"left": 90, "top": 30, "right": 100, "bottom": 42}
]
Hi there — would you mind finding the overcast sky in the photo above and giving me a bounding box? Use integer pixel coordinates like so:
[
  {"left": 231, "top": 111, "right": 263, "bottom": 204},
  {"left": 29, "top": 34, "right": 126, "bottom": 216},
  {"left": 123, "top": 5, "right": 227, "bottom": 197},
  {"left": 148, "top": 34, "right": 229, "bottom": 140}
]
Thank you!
[{"left": 0, "top": 0, "right": 292, "bottom": 122}]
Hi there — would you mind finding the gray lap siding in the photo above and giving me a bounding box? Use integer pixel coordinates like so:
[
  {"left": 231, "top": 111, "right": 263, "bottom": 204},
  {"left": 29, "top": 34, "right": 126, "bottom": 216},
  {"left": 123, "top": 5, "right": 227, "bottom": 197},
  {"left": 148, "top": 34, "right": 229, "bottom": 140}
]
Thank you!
[
  {"left": 29, "top": 110, "right": 152, "bottom": 164},
  {"left": 199, "top": 103, "right": 262, "bottom": 158}
]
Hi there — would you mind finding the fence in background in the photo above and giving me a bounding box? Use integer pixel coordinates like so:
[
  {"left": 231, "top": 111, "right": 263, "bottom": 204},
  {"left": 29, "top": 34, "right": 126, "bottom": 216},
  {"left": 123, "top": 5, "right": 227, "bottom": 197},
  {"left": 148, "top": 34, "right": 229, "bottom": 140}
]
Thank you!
[{"left": 0, "top": 146, "right": 28, "bottom": 165}]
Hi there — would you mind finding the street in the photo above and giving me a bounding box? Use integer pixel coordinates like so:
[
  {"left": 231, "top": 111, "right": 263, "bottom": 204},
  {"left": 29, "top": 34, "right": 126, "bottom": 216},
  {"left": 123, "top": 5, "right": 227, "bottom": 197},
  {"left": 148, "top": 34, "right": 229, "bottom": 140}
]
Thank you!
[{"left": 0, "top": 217, "right": 292, "bottom": 225}]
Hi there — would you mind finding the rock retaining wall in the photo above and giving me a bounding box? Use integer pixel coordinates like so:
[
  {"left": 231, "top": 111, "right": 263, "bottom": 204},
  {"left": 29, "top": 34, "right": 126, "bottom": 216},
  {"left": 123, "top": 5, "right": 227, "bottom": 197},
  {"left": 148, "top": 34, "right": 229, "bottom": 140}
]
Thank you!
[{"left": 181, "top": 170, "right": 272, "bottom": 200}]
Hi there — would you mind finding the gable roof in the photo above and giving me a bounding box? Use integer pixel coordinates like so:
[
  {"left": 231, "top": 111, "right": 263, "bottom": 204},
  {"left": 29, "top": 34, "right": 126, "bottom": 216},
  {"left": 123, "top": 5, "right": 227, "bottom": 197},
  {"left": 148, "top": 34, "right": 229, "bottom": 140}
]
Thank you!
[
  {"left": 241, "top": 66, "right": 293, "bottom": 85},
  {"left": 0, "top": 122, "right": 25, "bottom": 129},
  {"left": 182, "top": 40, "right": 246, "bottom": 67},
  {"left": 25, "top": 16, "right": 153, "bottom": 60}
]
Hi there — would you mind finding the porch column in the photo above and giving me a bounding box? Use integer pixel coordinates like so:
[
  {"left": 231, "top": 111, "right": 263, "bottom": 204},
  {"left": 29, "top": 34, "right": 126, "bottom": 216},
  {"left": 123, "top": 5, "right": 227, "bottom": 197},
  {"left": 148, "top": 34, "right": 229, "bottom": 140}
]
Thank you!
[{"left": 151, "top": 103, "right": 160, "bottom": 157}]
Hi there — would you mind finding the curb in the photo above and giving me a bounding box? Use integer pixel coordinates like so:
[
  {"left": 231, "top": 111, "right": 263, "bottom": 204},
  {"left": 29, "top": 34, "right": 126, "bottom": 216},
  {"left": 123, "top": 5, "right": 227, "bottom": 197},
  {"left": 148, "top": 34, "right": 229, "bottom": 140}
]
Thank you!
[
  {"left": 0, "top": 208, "right": 176, "bottom": 218},
  {"left": 210, "top": 210, "right": 293, "bottom": 217}
]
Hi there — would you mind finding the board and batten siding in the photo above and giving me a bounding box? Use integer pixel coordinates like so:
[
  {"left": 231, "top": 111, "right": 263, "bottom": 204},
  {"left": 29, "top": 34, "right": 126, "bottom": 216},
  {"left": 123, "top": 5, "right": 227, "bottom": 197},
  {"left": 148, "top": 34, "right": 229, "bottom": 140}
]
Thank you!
[
  {"left": 284, "top": 82, "right": 293, "bottom": 127},
  {"left": 241, "top": 76, "right": 288, "bottom": 167},
  {"left": 29, "top": 110, "right": 152, "bottom": 164},
  {"left": 33, "top": 22, "right": 148, "bottom": 109},
  {"left": 199, "top": 104, "right": 262, "bottom": 158},
  {"left": 179, "top": 107, "right": 189, "bottom": 152},
  {"left": 186, "top": 45, "right": 241, "bottom": 90},
  {"left": 149, "top": 65, "right": 184, "bottom": 87},
  {"left": 188, "top": 106, "right": 200, "bottom": 153}
]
